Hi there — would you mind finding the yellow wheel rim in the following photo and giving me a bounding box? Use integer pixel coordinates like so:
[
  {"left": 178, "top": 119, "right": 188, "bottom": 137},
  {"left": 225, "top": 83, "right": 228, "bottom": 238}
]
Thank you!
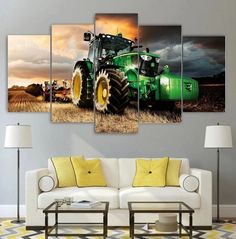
[
  {"left": 95, "top": 70, "right": 111, "bottom": 112},
  {"left": 72, "top": 69, "right": 82, "bottom": 104},
  {"left": 97, "top": 77, "right": 109, "bottom": 106}
]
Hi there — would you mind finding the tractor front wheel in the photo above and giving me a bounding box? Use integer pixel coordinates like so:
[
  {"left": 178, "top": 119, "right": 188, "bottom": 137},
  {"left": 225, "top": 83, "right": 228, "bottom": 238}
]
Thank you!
[
  {"left": 95, "top": 69, "right": 129, "bottom": 114},
  {"left": 71, "top": 64, "right": 93, "bottom": 107}
]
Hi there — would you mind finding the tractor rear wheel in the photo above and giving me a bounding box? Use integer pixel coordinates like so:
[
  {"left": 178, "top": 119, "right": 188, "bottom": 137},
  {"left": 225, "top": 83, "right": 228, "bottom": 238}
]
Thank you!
[
  {"left": 71, "top": 64, "right": 93, "bottom": 107},
  {"left": 95, "top": 68, "right": 129, "bottom": 114}
]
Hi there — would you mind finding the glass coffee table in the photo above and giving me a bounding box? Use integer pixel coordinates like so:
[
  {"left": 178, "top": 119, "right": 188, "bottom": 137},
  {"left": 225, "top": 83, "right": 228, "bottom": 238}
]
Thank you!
[
  {"left": 128, "top": 201, "right": 194, "bottom": 239},
  {"left": 43, "top": 201, "right": 109, "bottom": 239}
]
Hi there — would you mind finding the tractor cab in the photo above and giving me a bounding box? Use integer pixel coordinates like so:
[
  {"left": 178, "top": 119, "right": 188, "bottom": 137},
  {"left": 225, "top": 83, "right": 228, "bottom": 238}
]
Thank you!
[{"left": 85, "top": 32, "right": 134, "bottom": 67}]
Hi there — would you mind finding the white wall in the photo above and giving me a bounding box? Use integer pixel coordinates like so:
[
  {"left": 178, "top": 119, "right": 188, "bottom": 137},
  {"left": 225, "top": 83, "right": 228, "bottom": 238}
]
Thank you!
[{"left": 0, "top": 0, "right": 235, "bottom": 205}]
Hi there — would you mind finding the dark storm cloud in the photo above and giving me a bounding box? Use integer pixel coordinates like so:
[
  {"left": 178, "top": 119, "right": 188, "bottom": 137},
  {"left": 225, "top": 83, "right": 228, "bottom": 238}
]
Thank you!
[
  {"left": 184, "top": 36, "right": 225, "bottom": 51},
  {"left": 139, "top": 26, "right": 182, "bottom": 74},
  {"left": 139, "top": 26, "right": 181, "bottom": 47},
  {"left": 183, "top": 36, "right": 225, "bottom": 77}
]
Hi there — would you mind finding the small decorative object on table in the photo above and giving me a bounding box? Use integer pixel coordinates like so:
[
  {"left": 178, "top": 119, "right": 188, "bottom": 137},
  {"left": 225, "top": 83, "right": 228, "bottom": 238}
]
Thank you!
[
  {"left": 155, "top": 214, "right": 177, "bottom": 232},
  {"left": 64, "top": 197, "right": 73, "bottom": 205},
  {"left": 71, "top": 200, "right": 102, "bottom": 208},
  {"left": 54, "top": 199, "right": 64, "bottom": 207}
]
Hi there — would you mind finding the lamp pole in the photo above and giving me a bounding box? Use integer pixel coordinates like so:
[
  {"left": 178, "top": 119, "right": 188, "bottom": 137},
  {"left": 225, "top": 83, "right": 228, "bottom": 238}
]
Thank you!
[
  {"left": 216, "top": 122, "right": 220, "bottom": 223},
  {"left": 17, "top": 148, "right": 20, "bottom": 222},
  {"left": 216, "top": 147, "right": 220, "bottom": 223}
]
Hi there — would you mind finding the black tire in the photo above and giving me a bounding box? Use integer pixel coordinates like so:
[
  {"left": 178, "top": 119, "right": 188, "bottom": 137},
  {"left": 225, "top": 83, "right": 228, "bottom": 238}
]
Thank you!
[
  {"left": 71, "top": 63, "right": 93, "bottom": 107},
  {"left": 95, "top": 68, "right": 129, "bottom": 114}
]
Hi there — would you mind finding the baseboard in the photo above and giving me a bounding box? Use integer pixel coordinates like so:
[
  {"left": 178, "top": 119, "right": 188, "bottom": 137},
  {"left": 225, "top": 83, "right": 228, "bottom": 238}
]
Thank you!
[
  {"left": 212, "top": 204, "right": 236, "bottom": 217},
  {"left": 0, "top": 205, "right": 26, "bottom": 218},
  {"left": 1, "top": 204, "right": 236, "bottom": 218}
]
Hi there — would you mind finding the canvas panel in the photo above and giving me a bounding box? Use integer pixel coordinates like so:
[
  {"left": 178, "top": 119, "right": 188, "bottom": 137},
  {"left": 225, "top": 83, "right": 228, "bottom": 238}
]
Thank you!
[
  {"left": 94, "top": 13, "right": 139, "bottom": 134},
  {"left": 139, "top": 25, "right": 182, "bottom": 123},
  {"left": 183, "top": 36, "right": 225, "bottom": 112},
  {"left": 8, "top": 35, "right": 50, "bottom": 112},
  {"left": 51, "top": 24, "right": 94, "bottom": 123}
]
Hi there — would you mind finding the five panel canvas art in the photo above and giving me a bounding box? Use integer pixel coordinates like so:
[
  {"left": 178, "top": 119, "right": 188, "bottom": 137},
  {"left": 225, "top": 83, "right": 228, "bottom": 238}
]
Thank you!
[{"left": 7, "top": 14, "right": 225, "bottom": 134}]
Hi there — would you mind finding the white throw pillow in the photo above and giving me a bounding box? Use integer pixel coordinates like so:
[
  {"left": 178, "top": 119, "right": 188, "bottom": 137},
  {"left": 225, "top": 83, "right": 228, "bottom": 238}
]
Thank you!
[
  {"left": 38, "top": 175, "right": 55, "bottom": 192},
  {"left": 179, "top": 174, "right": 199, "bottom": 192}
]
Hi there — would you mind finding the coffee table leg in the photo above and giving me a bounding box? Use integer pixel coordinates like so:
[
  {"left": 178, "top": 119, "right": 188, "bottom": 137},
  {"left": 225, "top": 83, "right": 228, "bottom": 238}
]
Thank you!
[
  {"left": 103, "top": 212, "right": 108, "bottom": 238},
  {"left": 189, "top": 213, "right": 193, "bottom": 239},
  {"left": 55, "top": 212, "right": 58, "bottom": 236},
  {"left": 129, "top": 212, "right": 134, "bottom": 239},
  {"left": 179, "top": 212, "right": 182, "bottom": 237},
  {"left": 45, "top": 213, "right": 48, "bottom": 239}
]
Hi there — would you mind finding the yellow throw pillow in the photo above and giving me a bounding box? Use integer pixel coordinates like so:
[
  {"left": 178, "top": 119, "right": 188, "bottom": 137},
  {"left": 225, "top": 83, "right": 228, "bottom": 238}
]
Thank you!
[
  {"left": 166, "top": 159, "right": 181, "bottom": 186},
  {"left": 133, "top": 157, "right": 169, "bottom": 187},
  {"left": 51, "top": 156, "right": 83, "bottom": 187},
  {"left": 71, "top": 155, "right": 85, "bottom": 162},
  {"left": 71, "top": 158, "right": 107, "bottom": 187}
]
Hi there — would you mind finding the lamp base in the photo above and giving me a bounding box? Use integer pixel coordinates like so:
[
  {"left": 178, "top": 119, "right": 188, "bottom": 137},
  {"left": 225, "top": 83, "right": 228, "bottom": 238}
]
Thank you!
[
  {"left": 11, "top": 219, "right": 25, "bottom": 224},
  {"left": 213, "top": 218, "right": 226, "bottom": 223}
]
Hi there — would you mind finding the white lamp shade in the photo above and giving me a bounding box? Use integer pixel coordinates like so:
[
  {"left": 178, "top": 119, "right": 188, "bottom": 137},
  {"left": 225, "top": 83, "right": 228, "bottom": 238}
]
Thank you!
[
  {"left": 4, "top": 125, "right": 32, "bottom": 148},
  {"left": 204, "top": 125, "right": 233, "bottom": 148}
]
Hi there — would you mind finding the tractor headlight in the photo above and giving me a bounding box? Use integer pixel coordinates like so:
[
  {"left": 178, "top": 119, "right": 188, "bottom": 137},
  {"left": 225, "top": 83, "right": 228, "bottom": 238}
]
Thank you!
[
  {"left": 140, "top": 55, "right": 152, "bottom": 61},
  {"left": 160, "top": 77, "right": 169, "bottom": 86},
  {"left": 155, "top": 58, "right": 160, "bottom": 63}
]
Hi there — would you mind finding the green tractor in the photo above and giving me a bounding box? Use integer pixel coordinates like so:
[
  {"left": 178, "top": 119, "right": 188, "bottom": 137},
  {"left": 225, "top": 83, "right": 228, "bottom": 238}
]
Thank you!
[{"left": 71, "top": 32, "right": 199, "bottom": 113}]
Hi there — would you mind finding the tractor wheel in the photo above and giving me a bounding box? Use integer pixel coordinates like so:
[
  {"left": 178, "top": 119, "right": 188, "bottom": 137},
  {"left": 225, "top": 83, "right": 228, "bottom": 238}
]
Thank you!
[
  {"left": 95, "top": 69, "right": 129, "bottom": 114},
  {"left": 71, "top": 64, "right": 93, "bottom": 107}
]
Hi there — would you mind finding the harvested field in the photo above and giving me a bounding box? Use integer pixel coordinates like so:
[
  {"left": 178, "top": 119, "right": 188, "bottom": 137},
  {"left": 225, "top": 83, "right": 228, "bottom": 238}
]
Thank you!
[
  {"left": 140, "top": 108, "right": 181, "bottom": 123},
  {"left": 8, "top": 90, "right": 49, "bottom": 112},
  {"left": 95, "top": 107, "right": 138, "bottom": 134},
  {"left": 183, "top": 85, "right": 225, "bottom": 112},
  {"left": 51, "top": 103, "right": 94, "bottom": 123}
]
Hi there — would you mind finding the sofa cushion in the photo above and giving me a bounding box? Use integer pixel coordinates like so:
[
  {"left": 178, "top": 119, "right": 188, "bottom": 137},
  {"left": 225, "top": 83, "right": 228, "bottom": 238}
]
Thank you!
[
  {"left": 38, "top": 187, "right": 119, "bottom": 209},
  {"left": 119, "top": 187, "right": 200, "bottom": 209},
  {"left": 133, "top": 157, "right": 168, "bottom": 187},
  {"left": 119, "top": 158, "right": 190, "bottom": 188},
  {"left": 71, "top": 158, "right": 107, "bottom": 187},
  {"left": 87, "top": 158, "right": 119, "bottom": 188},
  {"left": 49, "top": 158, "right": 119, "bottom": 188},
  {"left": 50, "top": 157, "right": 79, "bottom": 187},
  {"left": 166, "top": 159, "right": 181, "bottom": 186}
]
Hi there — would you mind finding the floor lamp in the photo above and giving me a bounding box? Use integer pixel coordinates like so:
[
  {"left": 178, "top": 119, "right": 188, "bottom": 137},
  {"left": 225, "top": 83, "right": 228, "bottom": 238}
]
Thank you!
[
  {"left": 4, "top": 123, "right": 32, "bottom": 224},
  {"left": 204, "top": 123, "right": 233, "bottom": 223}
]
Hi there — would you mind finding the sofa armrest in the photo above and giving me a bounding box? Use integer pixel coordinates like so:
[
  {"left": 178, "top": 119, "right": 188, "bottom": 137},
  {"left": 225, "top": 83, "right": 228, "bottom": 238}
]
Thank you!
[
  {"left": 190, "top": 168, "right": 212, "bottom": 194},
  {"left": 25, "top": 168, "right": 49, "bottom": 213},
  {"left": 190, "top": 168, "right": 212, "bottom": 218}
]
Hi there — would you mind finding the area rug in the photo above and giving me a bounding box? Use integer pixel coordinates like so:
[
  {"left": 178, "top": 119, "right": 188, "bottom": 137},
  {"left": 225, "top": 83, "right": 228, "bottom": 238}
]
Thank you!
[{"left": 0, "top": 220, "right": 236, "bottom": 238}]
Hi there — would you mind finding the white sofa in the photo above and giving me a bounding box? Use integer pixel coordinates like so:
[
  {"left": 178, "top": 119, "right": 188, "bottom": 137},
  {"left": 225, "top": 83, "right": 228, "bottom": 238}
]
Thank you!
[{"left": 25, "top": 158, "right": 212, "bottom": 229}]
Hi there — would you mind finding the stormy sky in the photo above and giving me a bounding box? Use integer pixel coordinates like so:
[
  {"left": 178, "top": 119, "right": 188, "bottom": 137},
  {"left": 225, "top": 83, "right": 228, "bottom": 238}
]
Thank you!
[
  {"left": 139, "top": 25, "right": 182, "bottom": 75},
  {"left": 183, "top": 36, "right": 225, "bottom": 78},
  {"left": 96, "top": 14, "right": 138, "bottom": 41},
  {"left": 8, "top": 35, "right": 50, "bottom": 87},
  {"left": 52, "top": 24, "right": 94, "bottom": 82}
]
